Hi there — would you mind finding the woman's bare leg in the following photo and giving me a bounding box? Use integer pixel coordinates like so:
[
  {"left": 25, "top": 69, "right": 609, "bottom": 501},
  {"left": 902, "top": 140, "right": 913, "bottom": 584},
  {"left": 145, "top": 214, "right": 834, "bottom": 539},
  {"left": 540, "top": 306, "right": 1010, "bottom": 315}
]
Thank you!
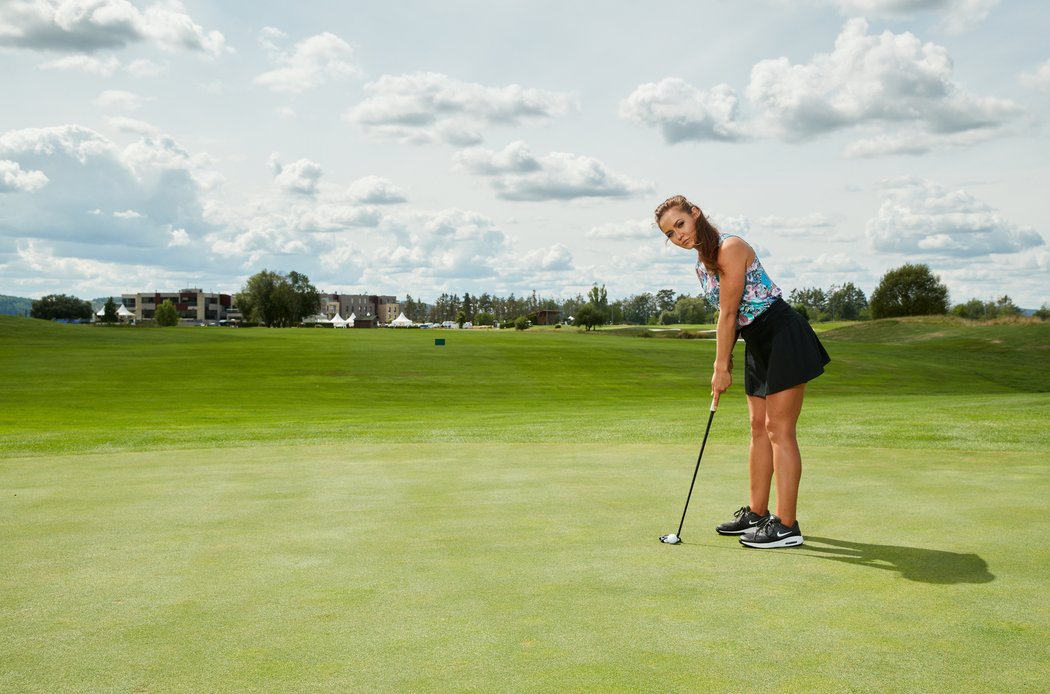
[
  {"left": 746, "top": 395, "right": 773, "bottom": 514},
  {"left": 764, "top": 384, "right": 806, "bottom": 526}
]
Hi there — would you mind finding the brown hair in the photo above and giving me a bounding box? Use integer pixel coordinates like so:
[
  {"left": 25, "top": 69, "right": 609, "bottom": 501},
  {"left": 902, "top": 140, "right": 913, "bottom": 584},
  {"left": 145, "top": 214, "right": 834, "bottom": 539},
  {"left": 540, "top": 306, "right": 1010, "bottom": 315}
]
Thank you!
[{"left": 654, "top": 194, "right": 721, "bottom": 273}]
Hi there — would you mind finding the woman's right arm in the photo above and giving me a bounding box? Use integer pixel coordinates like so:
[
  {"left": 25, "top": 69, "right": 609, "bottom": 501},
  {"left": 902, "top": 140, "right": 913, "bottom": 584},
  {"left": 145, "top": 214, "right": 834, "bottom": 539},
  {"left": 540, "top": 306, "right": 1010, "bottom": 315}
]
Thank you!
[{"left": 711, "top": 239, "right": 749, "bottom": 407}]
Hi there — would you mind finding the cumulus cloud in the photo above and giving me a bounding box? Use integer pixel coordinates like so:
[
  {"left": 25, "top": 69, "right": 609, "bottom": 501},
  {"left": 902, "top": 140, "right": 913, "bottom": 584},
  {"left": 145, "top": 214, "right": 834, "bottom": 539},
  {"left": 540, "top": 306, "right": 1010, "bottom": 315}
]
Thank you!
[
  {"left": 269, "top": 154, "right": 322, "bottom": 195},
  {"left": 454, "top": 141, "right": 651, "bottom": 201},
  {"left": 623, "top": 19, "right": 1023, "bottom": 156},
  {"left": 346, "top": 72, "right": 576, "bottom": 146},
  {"left": 866, "top": 176, "right": 1045, "bottom": 257},
  {"left": 521, "top": 243, "right": 574, "bottom": 271},
  {"left": 619, "top": 78, "right": 748, "bottom": 143},
  {"left": 822, "top": 0, "right": 1001, "bottom": 33},
  {"left": 1019, "top": 58, "right": 1050, "bottom": 91},
  {"left": 746, "top": 19, "right": 1021, "bottom": 149},
  {"left": 0, "top": 159, "right": 49, "bottom": 192},
  {"left": 253, "top": 30, "right": 360, "bottom": 93},
  {"left": 37, "top": 53, "right": 119, "bottom": 75},
  {"left": 94, "top": 89, "right": 155, "bottom": 110},
  {"left": 0, "top": 0, "right": 227, "bottom": 56},
  {"left": 347, "top": 176, "right": 406, "bottom": 204},
  {"left": 0, "top": 125, "right": 215, "bottom": 253}
]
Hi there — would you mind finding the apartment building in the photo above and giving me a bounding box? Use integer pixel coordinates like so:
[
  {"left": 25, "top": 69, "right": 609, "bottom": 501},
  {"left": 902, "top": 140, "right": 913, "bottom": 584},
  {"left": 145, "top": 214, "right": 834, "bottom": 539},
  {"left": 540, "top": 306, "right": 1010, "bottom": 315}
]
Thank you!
[
  {"left": 121, "top": 289, "right": 233, "bottom": 323},
  {"left": 321, "top": 294, "right": 399, "bottom": 327}
]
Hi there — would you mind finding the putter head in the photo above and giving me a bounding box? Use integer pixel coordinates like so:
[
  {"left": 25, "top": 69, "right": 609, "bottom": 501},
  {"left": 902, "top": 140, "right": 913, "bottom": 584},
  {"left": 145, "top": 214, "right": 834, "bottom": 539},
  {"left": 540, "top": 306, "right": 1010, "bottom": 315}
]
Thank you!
[{"left": 659, "top": 533, "right": 681, "bottom": 544}]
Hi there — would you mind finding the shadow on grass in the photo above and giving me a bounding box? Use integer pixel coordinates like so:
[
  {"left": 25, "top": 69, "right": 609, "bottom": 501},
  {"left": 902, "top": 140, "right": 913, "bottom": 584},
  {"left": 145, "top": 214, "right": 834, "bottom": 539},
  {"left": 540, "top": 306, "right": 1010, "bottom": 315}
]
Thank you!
[{"left": 800, "top": 536, "right": 995, "bottom": 585}]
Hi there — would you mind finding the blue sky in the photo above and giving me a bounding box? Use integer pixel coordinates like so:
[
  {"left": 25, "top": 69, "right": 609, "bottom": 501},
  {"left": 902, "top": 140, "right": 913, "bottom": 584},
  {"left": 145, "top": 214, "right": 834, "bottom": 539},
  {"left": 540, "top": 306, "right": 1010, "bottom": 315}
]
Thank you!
[{"left": 1, "top": 0, "right": 1047, "bottom": 307}]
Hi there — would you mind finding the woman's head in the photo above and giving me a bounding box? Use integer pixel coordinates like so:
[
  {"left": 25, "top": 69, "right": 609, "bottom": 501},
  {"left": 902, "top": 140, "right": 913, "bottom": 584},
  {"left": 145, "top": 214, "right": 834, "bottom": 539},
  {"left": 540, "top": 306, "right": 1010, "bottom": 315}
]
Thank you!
[{"left": 654, "top": 194, "right": 721, "bottom": 272}]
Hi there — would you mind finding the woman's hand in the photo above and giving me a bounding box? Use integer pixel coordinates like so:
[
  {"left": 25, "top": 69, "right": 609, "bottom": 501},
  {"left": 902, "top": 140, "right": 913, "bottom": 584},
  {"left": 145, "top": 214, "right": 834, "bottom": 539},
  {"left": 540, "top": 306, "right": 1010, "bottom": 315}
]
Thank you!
[{"left": 711, "top": 363, "right": 732, "bottom": 407}]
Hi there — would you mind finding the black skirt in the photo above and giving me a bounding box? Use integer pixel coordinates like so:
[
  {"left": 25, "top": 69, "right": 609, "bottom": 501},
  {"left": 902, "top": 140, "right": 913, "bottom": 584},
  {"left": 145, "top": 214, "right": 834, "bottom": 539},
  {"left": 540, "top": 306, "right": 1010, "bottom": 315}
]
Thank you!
[{"left": 738, "top": 298, "right": 830, "bottom": 397}]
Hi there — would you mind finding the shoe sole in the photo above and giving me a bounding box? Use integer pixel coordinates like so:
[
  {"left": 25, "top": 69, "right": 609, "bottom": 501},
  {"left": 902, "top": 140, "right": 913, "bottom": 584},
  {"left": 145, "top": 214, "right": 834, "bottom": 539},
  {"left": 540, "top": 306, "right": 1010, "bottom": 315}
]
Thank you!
[{"left": 739, "top": 535, "right": 805, "bottom": 549}]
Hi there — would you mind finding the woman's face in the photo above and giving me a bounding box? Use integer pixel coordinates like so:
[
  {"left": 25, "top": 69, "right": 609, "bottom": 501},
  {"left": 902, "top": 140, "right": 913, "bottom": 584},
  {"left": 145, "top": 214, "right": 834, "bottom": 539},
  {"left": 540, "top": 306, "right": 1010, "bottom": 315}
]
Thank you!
[{"left": 658, "top": 206, "right": 700, "bottom": 250}]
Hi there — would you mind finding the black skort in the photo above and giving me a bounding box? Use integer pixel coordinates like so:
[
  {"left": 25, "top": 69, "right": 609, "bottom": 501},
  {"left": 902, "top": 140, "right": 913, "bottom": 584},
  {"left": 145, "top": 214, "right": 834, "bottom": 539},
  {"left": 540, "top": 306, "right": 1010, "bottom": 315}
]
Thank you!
[{"left": 738, "top": 298, "right": 830, "bottom": 397}]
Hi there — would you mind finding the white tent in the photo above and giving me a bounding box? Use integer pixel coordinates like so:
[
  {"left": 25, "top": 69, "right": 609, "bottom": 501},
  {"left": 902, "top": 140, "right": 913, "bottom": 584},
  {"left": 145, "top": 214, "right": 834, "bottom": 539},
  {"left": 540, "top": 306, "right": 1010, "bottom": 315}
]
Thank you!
[
  {"left": 116, "top": 304, "right": 134, "bottom": 318},
  {"left": 330, "top": 313, "right": 348, "bottom": 328},
  {"left": 390, "top": 312, "right": 413, "bottom": 327},
  {"left": 347, "top": 312, "right": 356, "bottom": 328}
]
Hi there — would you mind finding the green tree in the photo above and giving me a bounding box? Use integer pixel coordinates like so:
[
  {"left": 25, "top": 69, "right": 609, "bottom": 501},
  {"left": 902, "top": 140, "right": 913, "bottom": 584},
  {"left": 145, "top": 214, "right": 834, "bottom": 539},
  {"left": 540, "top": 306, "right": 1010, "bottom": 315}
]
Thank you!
[
  {"left": 788, "top": 287, "right": 828, "bottom": 321},
  {"left": 952, "top": 295, "right": 1022, "bottom": 320},
  {"left": 826, "top": 282, "right": 868, "bottom": 321},
  {"left": 870, "top": 263, "right": 950, "bottom": 319},
  {"left": 513, "top": 315, "right": 529, "bottom": 330},
  {"left": 30, "top": 294, "right": 92, "bottom": 321},
  {"left": 588, "top": 284, "right": 608, "bottom": 310},
  {"left": 574, "top": 304, "right": 606, "bottom": 331},
  {"left": 101, "top": 297, "right": 119, "bottom": 323},
  {"left": 1034, "top": 304, "right": 1049, "bottom": 320},
  {"left": 655, "top": 289, "right": 677, "bottom": 314},
  {"left": 475, "top": 311, "right": 495, "bottom": 326},
  {"left": 154, "top": 299, "right": 179, "bottom": 326},
  {"left": 236, "top": 269, "right": 321, "bottom": 327}
]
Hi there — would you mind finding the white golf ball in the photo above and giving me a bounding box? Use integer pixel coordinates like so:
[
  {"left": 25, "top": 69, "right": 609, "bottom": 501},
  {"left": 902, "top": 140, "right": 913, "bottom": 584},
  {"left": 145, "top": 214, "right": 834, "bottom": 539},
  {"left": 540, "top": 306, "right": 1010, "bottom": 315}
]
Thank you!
[{"left": 662, "top": 533, "right": 679, "bottom": 543}]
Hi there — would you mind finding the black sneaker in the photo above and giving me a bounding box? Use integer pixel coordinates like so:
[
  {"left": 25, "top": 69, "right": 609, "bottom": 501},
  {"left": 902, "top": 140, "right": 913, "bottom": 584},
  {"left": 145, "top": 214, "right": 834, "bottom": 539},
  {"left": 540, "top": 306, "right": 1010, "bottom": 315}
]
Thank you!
[
  {"left": 739, "top": 515, "right": 804, "bottom": 549},
  {"left": 715, "top": 506, "right": 770, "bottom": 536}
]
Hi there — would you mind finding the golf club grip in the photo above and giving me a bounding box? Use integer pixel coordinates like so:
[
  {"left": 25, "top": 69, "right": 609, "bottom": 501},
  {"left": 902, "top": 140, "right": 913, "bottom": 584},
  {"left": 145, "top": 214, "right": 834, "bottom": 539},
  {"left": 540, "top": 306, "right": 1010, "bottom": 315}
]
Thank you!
[{"left": 710, "top": 396, "right": 718, "bottom": 413}]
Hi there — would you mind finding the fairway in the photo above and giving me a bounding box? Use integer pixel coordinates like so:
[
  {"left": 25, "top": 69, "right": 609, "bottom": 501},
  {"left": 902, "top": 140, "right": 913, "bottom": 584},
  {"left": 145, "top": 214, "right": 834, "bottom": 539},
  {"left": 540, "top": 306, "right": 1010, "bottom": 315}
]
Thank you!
[{"left": 2, "top": 317, "right": 1049, "bottom": 692}]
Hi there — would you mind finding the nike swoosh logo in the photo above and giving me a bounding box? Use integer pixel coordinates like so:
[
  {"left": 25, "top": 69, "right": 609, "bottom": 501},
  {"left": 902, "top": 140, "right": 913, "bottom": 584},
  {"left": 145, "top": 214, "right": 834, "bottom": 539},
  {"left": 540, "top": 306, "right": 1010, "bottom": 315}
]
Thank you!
[
  {"left": 748, "top": 520, "right": 761, "bottom": 526},
  {"left": 776, "top": 531, "right": 792, "bottom": 538}
]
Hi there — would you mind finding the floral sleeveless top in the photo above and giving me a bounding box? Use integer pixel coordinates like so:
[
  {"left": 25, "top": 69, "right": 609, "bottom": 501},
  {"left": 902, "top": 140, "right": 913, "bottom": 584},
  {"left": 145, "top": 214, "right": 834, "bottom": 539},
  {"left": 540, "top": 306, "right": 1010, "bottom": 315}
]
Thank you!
[{"left": 695, "top": 233, "right": 782, "bottom": 328}]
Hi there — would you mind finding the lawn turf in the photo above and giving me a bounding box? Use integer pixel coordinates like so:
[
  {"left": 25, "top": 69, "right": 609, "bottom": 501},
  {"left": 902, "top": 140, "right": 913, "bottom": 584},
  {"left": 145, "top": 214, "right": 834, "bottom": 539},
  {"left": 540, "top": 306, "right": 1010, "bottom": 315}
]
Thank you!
[
  {"left": 1, "top": 315, "right": 1048, "bottom": 691},
  {"left": 1, "top": 443, "right": 1046, "bottom": 692}
]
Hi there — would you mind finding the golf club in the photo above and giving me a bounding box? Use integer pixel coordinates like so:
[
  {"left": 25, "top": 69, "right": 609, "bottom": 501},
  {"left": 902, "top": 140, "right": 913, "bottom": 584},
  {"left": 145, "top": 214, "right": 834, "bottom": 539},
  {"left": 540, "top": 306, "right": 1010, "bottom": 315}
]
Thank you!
[{"left": 660, "top": 395, "right": 718, "bottom": 545}]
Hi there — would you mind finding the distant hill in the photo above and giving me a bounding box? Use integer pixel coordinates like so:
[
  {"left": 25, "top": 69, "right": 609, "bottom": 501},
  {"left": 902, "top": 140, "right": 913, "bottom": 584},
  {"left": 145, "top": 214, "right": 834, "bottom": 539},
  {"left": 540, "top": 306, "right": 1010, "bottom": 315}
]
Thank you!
[{"left": 0, "top": 295, "right": 33, "bottom": 317}]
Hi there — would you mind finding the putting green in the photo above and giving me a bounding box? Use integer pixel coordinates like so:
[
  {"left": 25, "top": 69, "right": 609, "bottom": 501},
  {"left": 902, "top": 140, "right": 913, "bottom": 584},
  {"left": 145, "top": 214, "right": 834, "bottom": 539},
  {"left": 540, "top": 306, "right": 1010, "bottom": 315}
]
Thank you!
[{"left": 2, "top": 442, "right": 1045, "bottom": 692}]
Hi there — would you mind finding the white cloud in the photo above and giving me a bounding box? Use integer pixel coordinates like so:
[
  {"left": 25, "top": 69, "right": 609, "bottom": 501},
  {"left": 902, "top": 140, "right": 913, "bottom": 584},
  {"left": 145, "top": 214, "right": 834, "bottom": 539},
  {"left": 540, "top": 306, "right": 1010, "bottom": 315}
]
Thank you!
[
  {"left": 822, "top": 0, "right": 1001, "bottom": 33},
  {"left": 168, "top": 226, "right": 189, "bottom": 247},
  {"left": 1019, "top": 58, "right": 1050, "bottom": 90},
  {"left": 346, "top": 72, "right": 576, "bottom": 146},
  {"left": 619, "top": 78, "right": 748, "bottom": 143},
  {"left": 0, "top": 125, "right": 216, "bottom": 253},
  {"left": 624, "top": 19, "right": 1024, "bottom": 156},
  {"left": 38, "top": 53, "right": 119, "bottom": 75},
  {"left": 126, "top": 58, "right": 165, "bottom": 77},
  {"left": 253, "top": 31, "right": 360, "bottom": 93},
  {"left": 746, "top": 19, "right": 1022, "bottom": 149},
  {"left": 270, "top": 156, "right": 323, "bottom": 195},
  {"left": 0, "top": 159, "right": 49, "bottom": 192},
  {"left": 865, "top": 176, "right": 1045, "bottom": 257},
  {"left": 106, "top": 115, "right": 161, "bottom": 136},
  {"left": 522, "top": 243, "right": 574, "bottom": 271},
  {"left": 586, "top": 219, "right": 654, "bottom": 241},
  {"left": 454, "top": 141, "right": 651, "bottom": 201},
  {"left": 347, "top": 176, "right": 407, "bottom": 204},
  {"left": 94, "top": 89, "right": 155, "bottom": 110},
  {"left": 0, "top": 0, "right": 227, "bottom": 56}
]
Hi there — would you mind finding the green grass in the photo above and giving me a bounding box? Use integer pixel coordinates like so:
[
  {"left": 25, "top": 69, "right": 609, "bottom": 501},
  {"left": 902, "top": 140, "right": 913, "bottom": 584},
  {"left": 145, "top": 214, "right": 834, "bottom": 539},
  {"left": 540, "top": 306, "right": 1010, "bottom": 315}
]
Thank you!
[{"left": 1, "top": 315, "right": 1048, "bottom": 691}]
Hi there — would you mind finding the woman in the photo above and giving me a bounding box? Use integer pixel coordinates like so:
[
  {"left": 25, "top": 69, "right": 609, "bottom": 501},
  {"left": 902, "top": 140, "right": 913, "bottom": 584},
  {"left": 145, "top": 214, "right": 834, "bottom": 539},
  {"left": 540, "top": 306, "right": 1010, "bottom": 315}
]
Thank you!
[{"left": 655, "top": 195, "right": 830, "bottom": 549}]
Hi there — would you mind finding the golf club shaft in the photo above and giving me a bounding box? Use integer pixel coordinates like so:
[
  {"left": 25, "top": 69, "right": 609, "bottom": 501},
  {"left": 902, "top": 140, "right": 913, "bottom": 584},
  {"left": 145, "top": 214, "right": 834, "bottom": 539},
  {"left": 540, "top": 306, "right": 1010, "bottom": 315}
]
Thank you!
[{"left": 674, "top": 397, "right": 718, "bottom": 537}]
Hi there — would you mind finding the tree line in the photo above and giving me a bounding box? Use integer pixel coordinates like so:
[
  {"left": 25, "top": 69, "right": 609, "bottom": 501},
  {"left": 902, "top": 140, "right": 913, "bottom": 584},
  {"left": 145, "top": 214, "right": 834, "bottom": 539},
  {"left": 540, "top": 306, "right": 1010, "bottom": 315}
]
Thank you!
[{"left": 23, "top": 263, "right": 1050, "bottom": 324}]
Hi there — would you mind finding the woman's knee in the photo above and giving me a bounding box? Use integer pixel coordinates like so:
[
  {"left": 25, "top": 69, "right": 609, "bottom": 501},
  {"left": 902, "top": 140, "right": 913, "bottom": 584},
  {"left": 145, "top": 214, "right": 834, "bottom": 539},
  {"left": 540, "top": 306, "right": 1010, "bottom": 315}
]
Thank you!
[{"left": 764, "top": 416, "right": 797, "bottom": 445}]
